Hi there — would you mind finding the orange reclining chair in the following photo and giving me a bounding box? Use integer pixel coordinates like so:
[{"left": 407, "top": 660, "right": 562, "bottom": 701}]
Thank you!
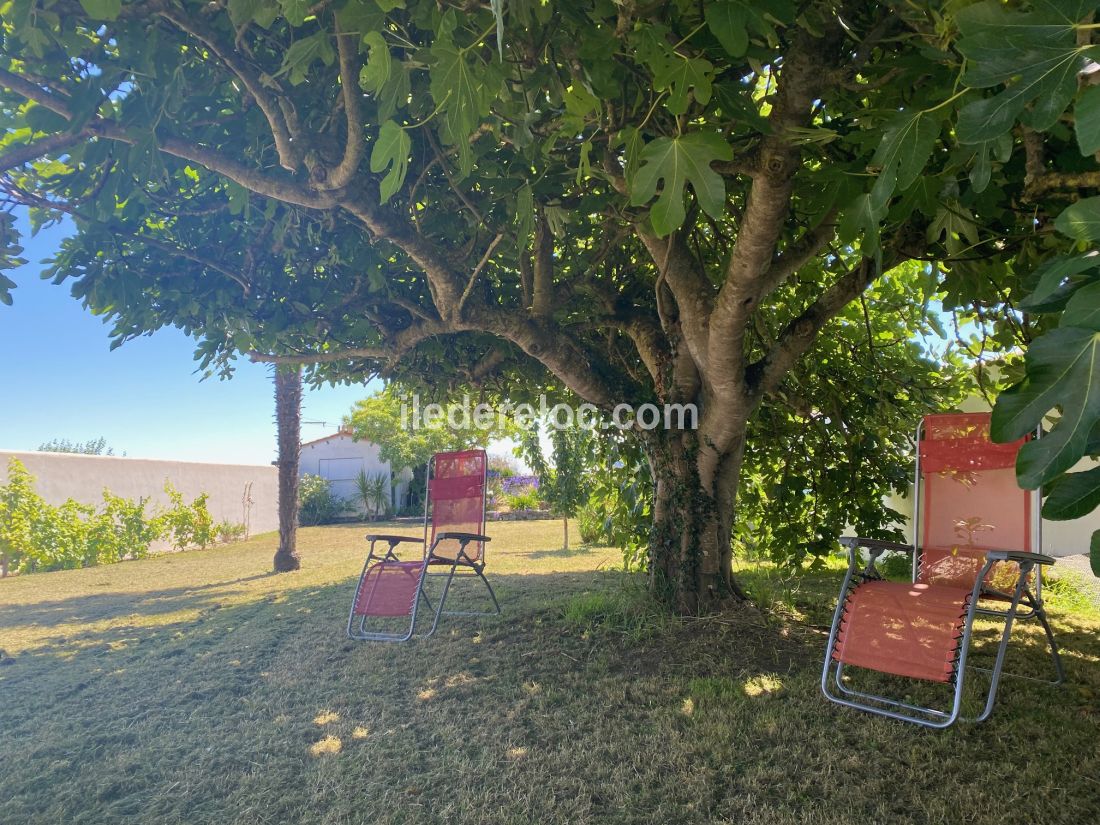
[
  {"left": 347, "top": 449, "right": 500, "bottom": 642},
  {"left": 822, "top": 412, "right": 1064, "bottom": 727}
]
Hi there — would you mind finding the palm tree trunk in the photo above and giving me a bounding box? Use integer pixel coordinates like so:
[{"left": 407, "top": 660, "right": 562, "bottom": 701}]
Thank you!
[{"left": 273, "top": 365, "right": 302, "bottom": 573}]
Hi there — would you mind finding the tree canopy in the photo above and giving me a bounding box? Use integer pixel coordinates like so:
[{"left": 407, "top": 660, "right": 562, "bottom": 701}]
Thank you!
[
  {"left": 4, "top": 0, "right": 1098, "bottom": 607},
  {"left": 37, "top": 436, "right": 117, "bottom": 455},
  {"left": 345, "top": 385, "right": 508, "bottom": 471}
]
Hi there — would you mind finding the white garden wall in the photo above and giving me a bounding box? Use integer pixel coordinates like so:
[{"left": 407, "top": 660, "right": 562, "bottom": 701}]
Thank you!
[{"left": 0, "top": 450, "right": 278, "bottom": 543}]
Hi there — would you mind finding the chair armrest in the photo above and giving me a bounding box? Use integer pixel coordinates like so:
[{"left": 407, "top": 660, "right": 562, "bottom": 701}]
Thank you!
[
  {"left": 839, "top": 537, "right": 913, "bottom": 554},
  {"left": 364, "top": 534, "right": 423, "bottom": 563},
  {"left": 985, "top": 550, "right": 1056, "bottom": 566},
  {"left": 435, "top": 532, "right": 491, "bottom": 544},
  {"left": 839, "top": 537, "right": 912, "bottom": 579}
]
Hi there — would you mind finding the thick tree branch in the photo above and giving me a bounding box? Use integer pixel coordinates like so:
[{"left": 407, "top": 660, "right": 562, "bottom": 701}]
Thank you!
[
  {"left": 101, "top": 125, "right": 333, "bottom": 208},
  {"left": 339, "top": 192, "right": 464, "bottom": 313},
  {"left": 636, "top": 228, "right": 713, "bottom": 368},
  {"left": 467, "top": 346, "right": 511, "bottom": 381},
  {"left": 622, "top": 316, "right": 667, "bottom": 389},
  {"left": 530, "top": 210, "right": 554, "bottom": 317},
  {"left": 1023, "top": 169, "right": 1100, "bottom": 200},
  {"left": 318, "top": 21, "right": 365, "bottom": 190},
  {"left": 0, "top": 131, "right": 86, "bottom": 174},
  {"left": 157, "top": 8, "right": 303, "bottom": 171},
  {"left": 0, "top": 68, "right": 71, "bottom": 116},
  {"left": 0, "top": 67, "right": 329, "bottom": 209},
  {"left": 709, "top": 26, "right": 846, "bottom": 395},
  {"left": 756, "top": 210, "right": 838, "bottom": 298}
]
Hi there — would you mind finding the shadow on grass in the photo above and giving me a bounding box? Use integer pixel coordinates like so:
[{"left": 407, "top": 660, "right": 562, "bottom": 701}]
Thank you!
[
  {"left": 0, "top": 572, "right": 276, "bottom": 630},
  {"left": 526, "top": 544, "right": 603, "bottom": 560},
  {"left": 2, "top": 568, "right": 1099, "bottom": 825}
]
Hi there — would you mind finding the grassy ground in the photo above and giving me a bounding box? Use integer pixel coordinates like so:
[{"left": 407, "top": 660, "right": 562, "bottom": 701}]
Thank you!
[{"left": 1, "top": 521, "right": 1099, "bottom": 825}]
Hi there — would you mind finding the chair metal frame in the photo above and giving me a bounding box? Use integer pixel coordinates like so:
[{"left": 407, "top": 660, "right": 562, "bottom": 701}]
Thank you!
[
  {"left": 821, "top": 417, "right": 1065, "bottom": 727},
  {"left": 347, "top": 450, "right": 501, "bottom": 642}
]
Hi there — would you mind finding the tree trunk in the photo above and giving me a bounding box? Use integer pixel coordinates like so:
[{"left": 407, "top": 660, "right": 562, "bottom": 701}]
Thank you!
[
  {"left": 645, "top": 427, "right": 748, "bottom": 614},
  {"left": 562, "top": 516, "right": 569, "bottom": 552},
  {"left": 273, "top": 365, "right": 302, "bottom": 573}
]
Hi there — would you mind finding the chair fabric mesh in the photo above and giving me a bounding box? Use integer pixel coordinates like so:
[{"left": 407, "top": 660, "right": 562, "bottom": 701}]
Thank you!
[
  {"left": 428, "top": 450, "right": 487, "bottom": 562},
  {"left": 917, "top": 413, "right": 1031, "bottom": 591},
  {"left": 832, "top": 581, "right": 973, "bottom": 683},
  {"left": 352, "top": 561, "right": 423, "bottom": 617}
]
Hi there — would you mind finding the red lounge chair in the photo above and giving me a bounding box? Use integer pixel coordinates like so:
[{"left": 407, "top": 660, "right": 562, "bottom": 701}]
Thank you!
[
  {"left": 821, "top": 413, "right": 1064, "bottom": 727},
  {"left": 347, "top": 449, "right": 500, "bottom": 642}
]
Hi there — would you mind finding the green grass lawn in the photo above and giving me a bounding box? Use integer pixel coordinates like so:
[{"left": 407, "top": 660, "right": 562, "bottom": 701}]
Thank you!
[{"left": 2, "top": 521, "right": 1099, "bottom": 825}]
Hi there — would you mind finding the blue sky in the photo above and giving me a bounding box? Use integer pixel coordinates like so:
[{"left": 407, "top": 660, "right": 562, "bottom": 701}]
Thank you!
[{"left": 1, "top": 214, "right": 374, "bottom": 465}]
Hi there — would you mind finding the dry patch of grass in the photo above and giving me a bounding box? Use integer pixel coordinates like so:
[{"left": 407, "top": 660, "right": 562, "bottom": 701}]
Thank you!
[{"left": 1, "top": 521, "right": 1099, "bottom": 825}]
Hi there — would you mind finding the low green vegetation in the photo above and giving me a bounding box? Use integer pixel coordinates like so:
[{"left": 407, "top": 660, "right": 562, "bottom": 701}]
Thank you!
[
  {"left": 0, "top": 458, "right": 218, "bottom": 576},
  {"left": 297, "top": 474, "right": 344, "bottom": 526},
  {"left": 354, "top": 470, "right": 391, "bottom": 520},
  {"left": 1, "top": 521, "right": 1097, "bottom": 825}
]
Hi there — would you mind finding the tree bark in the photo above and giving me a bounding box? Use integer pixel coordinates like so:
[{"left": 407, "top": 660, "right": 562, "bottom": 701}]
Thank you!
[
  {"left": 563, "top": 516, "right": 569, "bottom": 552},
  {"left": 644, "top": 424, "right": 748, "bottom": 614},
  {"left": 273, "top": 365, "right": 302, "bottom": 573}
]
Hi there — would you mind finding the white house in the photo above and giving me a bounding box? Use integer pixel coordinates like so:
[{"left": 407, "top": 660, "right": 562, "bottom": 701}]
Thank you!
[{"left": 298, "top": 428, "right": 411, "bottom": 515}]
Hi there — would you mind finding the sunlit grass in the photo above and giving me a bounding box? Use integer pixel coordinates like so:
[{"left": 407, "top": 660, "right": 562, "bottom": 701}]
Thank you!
[{"left": 1, "top": 522, "right": 1098, "bottom": 824}]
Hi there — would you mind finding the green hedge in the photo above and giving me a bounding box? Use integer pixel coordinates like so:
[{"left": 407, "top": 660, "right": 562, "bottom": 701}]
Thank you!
[{"left": 0, "top": 457, "right": 218, "bottom": 576}]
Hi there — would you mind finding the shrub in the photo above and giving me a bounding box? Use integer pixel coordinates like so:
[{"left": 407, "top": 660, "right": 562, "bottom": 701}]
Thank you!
[
  {"left": 0, "top": 458, "right": 44, "bottom": 576},
  {"left": 215, "top": 520, "right": 247, "bottom": 544},
  {"left": 501, "top": 475, "right": 539, "bottom": 494},
  {"left": 159, "top": 483, "right": 215, "bottom": 551},
  {"left": 576, "top": 500, "right": 610, "bottom": 545},
  {"left": 87, "top": 492, "right": 162, "bottom": 565},
  {"left": 0, "top": 458, "right": 225, "bottom": 576},
  {"left": 30, "top": 499, "right": 94, "bottom": 572},
  {"left": 505, "top": 487, "right": 541, "bottom": 511},
  {"left": 299, "top": 474, "right": 343, "bottom": 526}
]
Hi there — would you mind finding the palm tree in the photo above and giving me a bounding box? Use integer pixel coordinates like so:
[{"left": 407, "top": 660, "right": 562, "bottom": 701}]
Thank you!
[
  {"left": 354, "top": 470, "right": 391, "bottom": 520},
  {"left": 273, "top": 365, "right": 302, "bottom": 572}
]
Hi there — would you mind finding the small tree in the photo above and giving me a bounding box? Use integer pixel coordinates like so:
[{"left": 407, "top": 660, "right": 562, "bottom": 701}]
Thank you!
[
  {"left": 521, "top": 426, "right": 594, "bottom": 552},
  {"left": 346, "top": 386, "right": 506, "bottom": 473}
]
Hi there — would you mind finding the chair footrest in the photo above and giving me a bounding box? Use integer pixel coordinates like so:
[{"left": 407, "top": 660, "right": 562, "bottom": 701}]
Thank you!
[{"left": 351, "top": 560, "right": 424, "bottom": 618}]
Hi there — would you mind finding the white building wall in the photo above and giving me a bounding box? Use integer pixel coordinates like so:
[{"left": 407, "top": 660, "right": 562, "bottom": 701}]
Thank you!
[
  {"left": 298, "top": 434, "right": 406, "bottom": 513},
  {"left": 0, "top": 450, "right": 278, "bottom": 545}
]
